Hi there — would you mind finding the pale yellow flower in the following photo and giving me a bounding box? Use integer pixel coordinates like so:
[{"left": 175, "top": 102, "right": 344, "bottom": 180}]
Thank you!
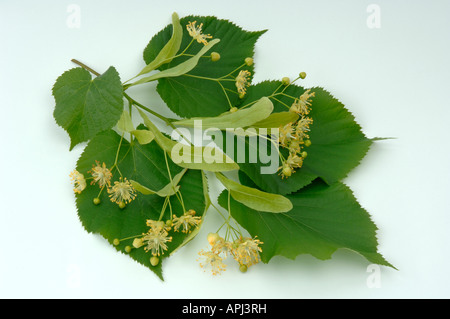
[
  {"left": 278, "top": 122, "right": 294, "bottom": 147},
  {"left": 172, "top": 209, "right": 202, "bottom": 233},
  {"left": 108, "top": 177, "right": 136, "bottom": 205},
  {"left": 142, "top": 228, "right": 172, "bottom": 256},
  {"left": 295, "top": 117, "right": 313, "bottom": 140},
  {"left": 70, "top": 170, "right": 86, "bottom": 194},
  {"left": 235, "top": 70, "right": 251, "bottom": 95},
  {"left": 198, "top": 249, "right": 227, "bottom": 275},
  {"left": 89, "top": 161, "right": 112, "bottom": 188},
  {"left": 286, "top": 152, "right": 304, "bottom": 169},
  {"left": 290, "top": 89, "right": 315, "bottom": 115},
  {"left": 186, "top": 21, "right": 212, "bottom": 45},
  {"left": 232, "top": 237, "right": 263, "bottom": 267}
]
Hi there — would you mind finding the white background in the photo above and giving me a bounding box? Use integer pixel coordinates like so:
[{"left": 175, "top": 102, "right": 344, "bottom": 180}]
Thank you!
[{"left": 1, "top": 0, "right": 449, "bottom": 298}]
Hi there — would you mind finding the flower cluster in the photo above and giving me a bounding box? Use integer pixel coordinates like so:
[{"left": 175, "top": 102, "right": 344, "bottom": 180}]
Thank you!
[
  {"left": 131, "top": 210, "right": 202, "bottom": 265},
  {"left": 277, "top": 89, "right": 315, "bottom": 179},
  {"left": 198, "top": 233, "right": 263, "bottom": 275},
  {"left": 70, "top": 161, "right": 136, "bottom": 207}
]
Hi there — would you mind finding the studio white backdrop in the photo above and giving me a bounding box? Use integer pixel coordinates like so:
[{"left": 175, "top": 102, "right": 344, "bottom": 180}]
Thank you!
[{"left": 1, "top": 0, "right": 449, "bottom": 298}]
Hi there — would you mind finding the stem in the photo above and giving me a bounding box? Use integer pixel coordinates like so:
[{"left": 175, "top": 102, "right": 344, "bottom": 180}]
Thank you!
[{"left": 71, "top": 59, "right": 100, "bottom": 76}]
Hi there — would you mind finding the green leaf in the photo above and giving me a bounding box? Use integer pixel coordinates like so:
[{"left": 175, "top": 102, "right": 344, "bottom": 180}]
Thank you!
[
  {"left": 143, "top": 15, "right": 266, "bottom": 118},
  {"left": 173, "top": 97, "right": 273, "bottom": 129},
  {"left": 128, "top": 39, "right": 220, "bottom": 87},
  {"left": 215, "top": 172, "right": 292, "bottom": 213},
  {"left": 75, "top": 130, "right": 206, "bottom": 280},
  {"left": 134, "top": 12, "right": 183, "bottom": 77},
  {"left": 138, "top": 109, "right": 239, "bottom": 172},
  {"left": 218, "top": 179, "right": 394, "bottom": 268},
  {"left": 220, "top": 82, "right": 373, "bottom": 195},
  {"left": 53, "top": 66, "right": 124, "bottom": 150}
]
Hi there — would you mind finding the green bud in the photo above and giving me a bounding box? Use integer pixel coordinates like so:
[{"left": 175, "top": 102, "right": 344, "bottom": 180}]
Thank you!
[
  {"left": 150, "top": 256, "right": 160, "bottom": 266},
  {"left": 299, "top": 72, "right": 307, "bottom": 79},
  {"left": 132, "top": 238, "right": 144, "bottom": 249},
  {"left": 301, "top": 151, "right": 308, "bottom": 158},
  {"left": 282, "top": 165, "right": 292, "bottom": 177},
  {"left": 113, "top": 238, "right": 120, "bottom": 246},
  {"left": 93, "top": 198, "right": 101, "bottom": 205},
  {"left": 244, "top": 57, "right": 253, "bottom": 66},
  {"left": 304, "top": 139, "right": 312, "bottom": 147},
  {"left": 230, "top": 107, "right": 238, "bottom": 113},
  {"left": 124, "top": 246, "right": 132, "bottom": 253},
  {"left": 239, "top": 264, "right": 248, "bottom": 273},
  {"left": 118, "top": 202, "right": 126, "bottom": 209},
  {"left": 211, "top": 52, "right": 221, "bottom": 62},
  {"left": 282, "top": 77, "right": 290, "bottom": 85}
]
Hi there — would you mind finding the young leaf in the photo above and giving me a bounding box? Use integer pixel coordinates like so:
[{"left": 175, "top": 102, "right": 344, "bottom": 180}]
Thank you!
[
  {"left": 144, "top": 15, "right": 266, "bottom": 117},
  {"left": 53, "top": 66, "right": 124, "bottom": 150},
  {"left": 218, "top": 179, "right": 394, "bottom": 268},
  {"left": 215, "top": 172, "right": 292, "bottom": 213},
  {"left": 173, "top": 97, "right": 274, "bottom": 129}
]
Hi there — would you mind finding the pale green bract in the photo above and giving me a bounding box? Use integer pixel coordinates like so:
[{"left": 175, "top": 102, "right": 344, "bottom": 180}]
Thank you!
[
  {"left": 215, "top": 172, "right": 293, "bottom": 213},
  {"left": 134, "top": 12, "right": 183, "bottom": 78},
  {"left": 173, "top": 97, "right": 274, "bottom": 129},
  {"left": 131, "top": 168, "right": 187, "bottom": 197}
]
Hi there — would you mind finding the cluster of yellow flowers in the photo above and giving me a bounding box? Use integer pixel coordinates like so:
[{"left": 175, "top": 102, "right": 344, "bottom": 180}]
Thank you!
[
  {"left": 277, "top": 89, "right": 315, "bottom": 179},
  {"left": 131, "top": 210, "right": 202, "bottom": 266},
  {"left": 70, "top": 161, "right": 136, "bottom": 208},
  {"left": 198, "top": 232, "right": 263, "bottom": 275}
]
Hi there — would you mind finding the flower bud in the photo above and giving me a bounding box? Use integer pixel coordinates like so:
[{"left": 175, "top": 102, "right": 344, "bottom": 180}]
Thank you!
[
  {"left": 93, "top": 198, "right": 101, "bottom": 205},
  {"left": 282, "top": 77, "right": 290, "bottom": 85},
  {"left": 150, "top": 256, "right": 159, "bottom": 266},
  {"left": 282, "top": 165, "right": 292, "bottom": 177},
  {"left": 133, "top": 238, "right": 144, "bottom": 248},
  {"left": 124, "top": 246, "right": 132, "bottom": 253},
  {"left": 118, "top": 202, "right": 126, "bottom": 209},
  {"left": 230, "top": 107, "right": 238, "bottom": 113},
  {"left": 207, "top": 232, "right": 220, "bottom": 246},
  {"left": 211, "top": 52, "right": 221, "bottom": 62},
  {"left": 113, "top": 238, "right": 120, "bottom": 246},
  {"left": 244, "top": 57, "right": 253, "bottom": 66},
  {"left": 301, "top": 151, "right": 308, "bottom": 158},
  {"left": 239, "top": 264, "right": 248, "bottom": 273},
  {"left": 304, "top": 139, "right": 312, "bottom": 147},
  {"left": 299, "top": 72, "right": 307, "bottom": 79}
]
